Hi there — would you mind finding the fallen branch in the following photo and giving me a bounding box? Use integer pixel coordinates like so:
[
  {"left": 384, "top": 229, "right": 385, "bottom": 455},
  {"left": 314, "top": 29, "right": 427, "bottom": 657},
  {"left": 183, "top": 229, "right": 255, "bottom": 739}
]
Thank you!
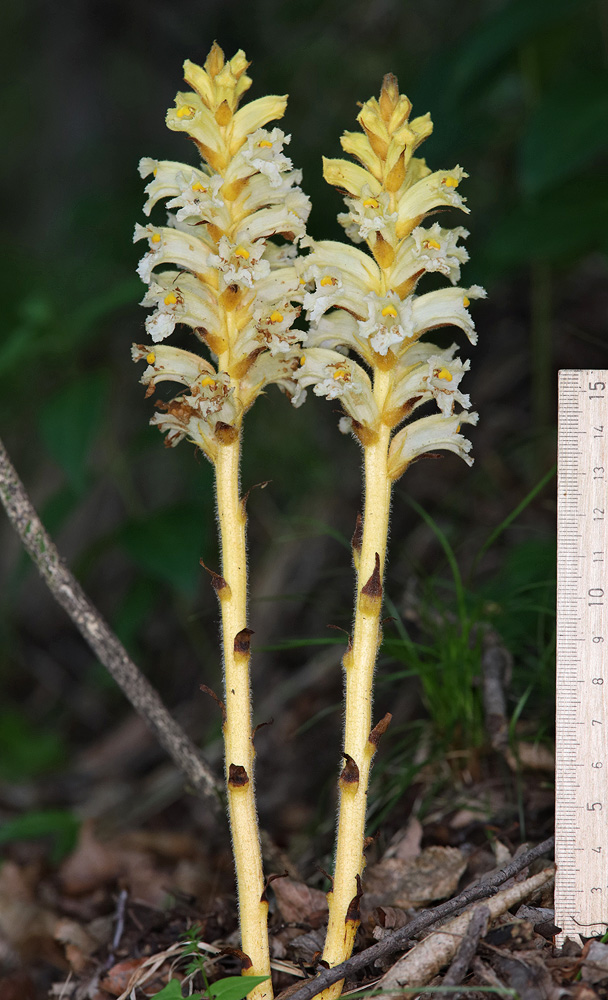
[
  {"left": 441, "top": 903, "right": 489, "bottom": 988},
  {"left": 0, "top": 436, "right": 221, "bottom": 805},
  {"left": 375, "top": 868, "right": 553, "bottom": 994},
  {"left": 285, "top": 836, "right": 555, "bottom": 1000}
]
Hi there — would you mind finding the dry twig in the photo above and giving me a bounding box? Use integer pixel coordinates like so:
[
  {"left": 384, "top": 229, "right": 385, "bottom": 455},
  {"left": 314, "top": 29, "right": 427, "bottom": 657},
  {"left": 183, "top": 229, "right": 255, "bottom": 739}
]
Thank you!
[
  {"left": 441, "top": 904, "right": 490, "bottom": 987},
  {"left": 285, "top": 836, "right": 555, "bottom": 1000},
  {"left": 0, "top": 436, "right": 220, "bottom": 804},
  {"left": 375, "top": 867, "right": 553, "bottom": 994}
]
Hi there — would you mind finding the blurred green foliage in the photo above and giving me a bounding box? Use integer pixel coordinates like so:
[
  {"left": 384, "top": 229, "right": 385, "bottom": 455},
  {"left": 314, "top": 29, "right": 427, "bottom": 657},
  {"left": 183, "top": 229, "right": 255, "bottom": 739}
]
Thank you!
[{"left": 0, "top": 809, "right": 79, "bottom": 864}]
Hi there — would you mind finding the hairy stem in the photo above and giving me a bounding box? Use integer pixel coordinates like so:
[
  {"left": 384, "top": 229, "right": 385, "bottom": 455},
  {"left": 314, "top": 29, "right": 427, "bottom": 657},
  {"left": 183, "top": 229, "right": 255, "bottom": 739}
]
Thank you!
[
  {"left": 321, "top": 373, "right": 393, "bottom": 997},
  {"left": 214, "top": 432, "right": 271, "bottom": 999}
]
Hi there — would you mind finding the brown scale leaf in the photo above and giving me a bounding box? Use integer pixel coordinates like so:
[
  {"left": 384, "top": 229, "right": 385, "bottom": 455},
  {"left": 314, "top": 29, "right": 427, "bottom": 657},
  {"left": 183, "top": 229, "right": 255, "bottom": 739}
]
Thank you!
[
  {"left": 234, "top": 627, "right": 254, "bottom": 655},
  {"left": 228, "top": 763, "right": 249, "bottom": 787},
  {"left": 361, "top": 552, "right": 382, "bottom": 600},
  {"left": 369, "top": 712, "right": 392, "bottom": 748},
  {"left": 340, "top": 752, "right": 360, "bottom": 784}
]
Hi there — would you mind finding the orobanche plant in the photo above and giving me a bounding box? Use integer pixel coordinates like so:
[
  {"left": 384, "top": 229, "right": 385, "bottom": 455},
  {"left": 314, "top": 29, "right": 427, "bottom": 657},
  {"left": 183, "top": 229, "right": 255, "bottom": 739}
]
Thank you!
[
  {"left": 295, "top": 73, "right": 483, "bottom": 995},
  {"left": 133, "top": 43, "right": 309, "bottom": 1000},
  {"left": 133, "top": 47, "right": 482, "bottom": 1000}
]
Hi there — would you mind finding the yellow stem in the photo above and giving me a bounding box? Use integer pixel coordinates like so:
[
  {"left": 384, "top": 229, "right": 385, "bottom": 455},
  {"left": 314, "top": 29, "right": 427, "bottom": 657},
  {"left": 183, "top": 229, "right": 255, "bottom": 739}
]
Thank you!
[
  {"left": 215, "top": 432, "right": 272, "bottom": 1000},
  {"left": 320, "top": 371, "right": 393, "bottom": 999}
]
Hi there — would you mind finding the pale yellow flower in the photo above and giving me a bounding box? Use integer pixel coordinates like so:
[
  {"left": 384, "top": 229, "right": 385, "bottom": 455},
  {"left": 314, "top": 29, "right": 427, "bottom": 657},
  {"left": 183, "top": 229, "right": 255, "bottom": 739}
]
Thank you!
[{"left": 133, "top": 44, "right": 309, "bottom": 463}]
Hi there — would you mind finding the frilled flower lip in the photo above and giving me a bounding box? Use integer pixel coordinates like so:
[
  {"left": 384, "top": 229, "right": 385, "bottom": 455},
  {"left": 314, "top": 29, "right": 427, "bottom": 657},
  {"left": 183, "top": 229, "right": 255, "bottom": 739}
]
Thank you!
[
  {"left": 356, "top": 290, "right": 414, "bottom": 357},
  {"left": 296, "top": 348, "right": 379, "bottom": 429},
  {"left": 387, "top": 410, "right": 479, "bottom": 479},
  {"left": 385, "top": 342, "right": 471, "bottom": 421}
]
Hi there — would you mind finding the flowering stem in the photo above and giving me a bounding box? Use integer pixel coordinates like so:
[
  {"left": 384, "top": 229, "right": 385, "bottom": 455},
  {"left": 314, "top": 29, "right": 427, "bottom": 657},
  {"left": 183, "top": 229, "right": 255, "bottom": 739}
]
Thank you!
[
  {"left": 214, "top": 431, "right": 271, "bottom": 1000},
  {"left": 321, "top": 374, "right": 393, "bottom": 998}
]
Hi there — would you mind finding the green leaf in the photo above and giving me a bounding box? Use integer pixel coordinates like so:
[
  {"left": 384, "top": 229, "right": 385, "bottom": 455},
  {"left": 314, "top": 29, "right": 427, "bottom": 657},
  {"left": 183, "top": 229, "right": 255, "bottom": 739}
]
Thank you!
[
  {"left": 519, "top": 72, "right": 608, "bottom": 196},
  {"left": 0, "top": 809, "right": 80, "bottom": 864},
  {"left": 148, "top": 981, "right": 194, "bottom": 1000},
  {"left": 209, "top": 976, "right": 270, "bottom": 1000},
  {"left": 148, "top": 977, "right": 270, "bottom": 1000},
  {"left": 38, "top": 371, "right": 109, "bottom": 493}
]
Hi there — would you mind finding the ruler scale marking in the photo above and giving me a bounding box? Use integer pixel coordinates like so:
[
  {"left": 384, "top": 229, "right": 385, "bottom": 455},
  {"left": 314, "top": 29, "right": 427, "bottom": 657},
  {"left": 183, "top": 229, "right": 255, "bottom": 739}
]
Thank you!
[{"left": 556, "top": 370, "right": 608, "bottom": 946}]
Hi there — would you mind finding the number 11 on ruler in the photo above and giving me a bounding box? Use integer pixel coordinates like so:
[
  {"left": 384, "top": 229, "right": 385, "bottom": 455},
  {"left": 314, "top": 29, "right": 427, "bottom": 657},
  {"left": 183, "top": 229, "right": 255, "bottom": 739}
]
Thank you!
[{"left": 556, "top": 370, "right": 608, "bottom": 946}]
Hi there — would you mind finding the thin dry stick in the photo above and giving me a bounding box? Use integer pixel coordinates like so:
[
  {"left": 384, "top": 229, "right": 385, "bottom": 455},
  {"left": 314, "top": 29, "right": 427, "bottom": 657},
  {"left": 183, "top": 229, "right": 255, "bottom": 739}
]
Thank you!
[
  {"left": 0, "top": 435, "right": 220, "bottom": 804},
  {"left": 376, "top": 868, "right": 553, "bottom": 995},
  {"left": 285, "top": 835, "right": 555, "bottom": 1000},
  {"left": 441, "top": 904, "right": 489, "bottom": 987}
]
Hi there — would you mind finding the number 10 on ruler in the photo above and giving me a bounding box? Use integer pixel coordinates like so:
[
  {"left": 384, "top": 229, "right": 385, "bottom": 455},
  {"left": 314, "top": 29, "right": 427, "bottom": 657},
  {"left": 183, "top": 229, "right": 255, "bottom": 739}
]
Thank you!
[{"left": 556, "top": 370, "right": 608, "bottom": 946}]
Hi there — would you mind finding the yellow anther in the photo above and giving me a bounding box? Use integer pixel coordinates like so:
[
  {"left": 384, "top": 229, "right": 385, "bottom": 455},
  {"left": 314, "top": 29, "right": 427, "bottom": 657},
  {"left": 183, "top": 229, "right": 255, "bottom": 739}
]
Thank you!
[
  {"left": 299, "top": 355, "right": 306, "bottom": 366},
  {"left": 153, "top": 168, "right": 158, "bottom": 177},
  {"left": 201, "top": 376, "right": 217, "bottom": 388},
  {"left": 164, "top": 293, "right": 177, "bottom": 305},
  {"left": 424, "top": 238, "right": 441, "bottom": 250},
  {"left": 258, "top": 140, "right": 273, "bottom": 148},
  {"left": 456, "top": 424, "right": 461, "bottom": 433},
  {"left": 333, "top": 368, "right": 349, "bottom": 380},
  {"left": 363, "top": 198, "right": 379, "bottom": 208},
  {"left": 320, "top": 275, "right": 335, "bottom": 286},
  {"left": 269, "top": 310, "right": 284, "bottom": 323},
  {"left": 381, "top": 305, "right": 398, "bottom": 318},
  {"left": 176, "top": 105, "right": 195, "bottom": 118},
  {"left": 463, "top": 296, "right": 470, "bottom": 308},
  {"left": 146, "top": 352, "right": 156, "bottom": 365},
  {"left": 443, "top": 176, "right": 459, "bottom": 187},
  {"left": 191, "top": 181, "right": 206, "bottom": 192},
  {"left": 151, "top": 232, "right": 161, "bottom": 244},
  {"left": 435, "top": 367, "right": 453, "bottom": 382},
  {"left": 234, "top": 245, "right": 250, "bottom": 259}
]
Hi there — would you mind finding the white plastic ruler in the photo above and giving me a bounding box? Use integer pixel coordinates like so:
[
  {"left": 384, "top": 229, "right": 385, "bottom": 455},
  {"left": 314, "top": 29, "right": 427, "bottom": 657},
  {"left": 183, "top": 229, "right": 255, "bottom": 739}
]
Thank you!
[{"left": 556, "top": 369, "right": 608, "bottom": 946}]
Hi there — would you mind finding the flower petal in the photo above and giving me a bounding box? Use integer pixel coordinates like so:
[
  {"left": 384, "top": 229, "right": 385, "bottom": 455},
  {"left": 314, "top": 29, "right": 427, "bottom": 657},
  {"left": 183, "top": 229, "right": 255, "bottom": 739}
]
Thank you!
[{"left": 388, "top": 410, "right": 478, "bottom": 479}]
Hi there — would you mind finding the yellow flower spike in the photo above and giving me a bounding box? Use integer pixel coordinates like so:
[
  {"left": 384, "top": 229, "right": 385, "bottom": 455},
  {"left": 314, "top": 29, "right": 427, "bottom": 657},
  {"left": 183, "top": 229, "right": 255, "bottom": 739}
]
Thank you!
[
  {"left": 135, "top": 44, "right": 310, "bottom": 1000},
  {"left": 302, "top": 71, "right": 481, "bottom": 1000}
]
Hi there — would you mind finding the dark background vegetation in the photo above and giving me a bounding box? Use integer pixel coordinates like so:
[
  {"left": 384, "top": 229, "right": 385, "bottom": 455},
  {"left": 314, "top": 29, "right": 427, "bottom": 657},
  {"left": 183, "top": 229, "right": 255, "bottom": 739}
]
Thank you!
[{"left": 1, "top": 0, "right": 607, "bottom": 858}]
